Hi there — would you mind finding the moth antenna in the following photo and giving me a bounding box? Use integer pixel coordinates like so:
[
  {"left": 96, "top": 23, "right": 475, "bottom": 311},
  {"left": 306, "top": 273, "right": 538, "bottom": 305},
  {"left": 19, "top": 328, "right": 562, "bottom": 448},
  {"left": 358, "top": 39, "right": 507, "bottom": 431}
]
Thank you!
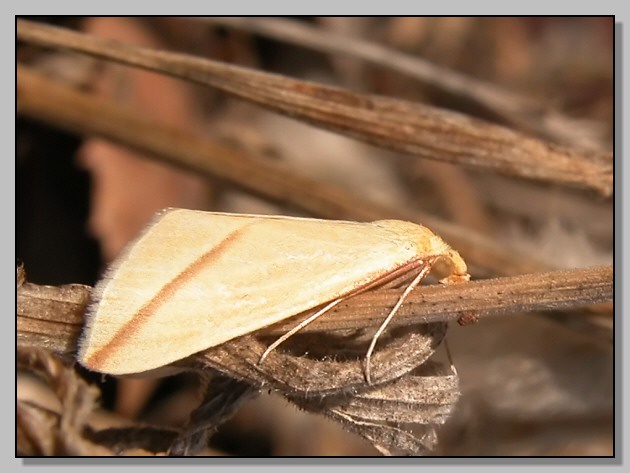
[
  {"left": 364, "top": 260, "right": 434, "bottom": 385},
  {"left": 258, "top": 297, "right": 346, "bottom": 364}
]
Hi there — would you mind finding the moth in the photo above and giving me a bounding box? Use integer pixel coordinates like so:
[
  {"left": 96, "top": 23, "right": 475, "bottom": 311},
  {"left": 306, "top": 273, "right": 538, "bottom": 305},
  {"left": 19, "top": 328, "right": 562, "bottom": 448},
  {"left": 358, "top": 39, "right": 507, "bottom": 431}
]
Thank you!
[{"left": 79, "top": 209, "right": 470, "bottom": 383}]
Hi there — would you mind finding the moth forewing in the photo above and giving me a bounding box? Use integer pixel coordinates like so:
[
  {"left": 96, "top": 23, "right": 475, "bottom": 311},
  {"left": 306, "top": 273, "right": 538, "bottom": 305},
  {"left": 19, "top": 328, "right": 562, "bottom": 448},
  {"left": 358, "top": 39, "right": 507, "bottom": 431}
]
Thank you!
[{"left": 78, "top": 209, "right": 471, "bottom": 376}]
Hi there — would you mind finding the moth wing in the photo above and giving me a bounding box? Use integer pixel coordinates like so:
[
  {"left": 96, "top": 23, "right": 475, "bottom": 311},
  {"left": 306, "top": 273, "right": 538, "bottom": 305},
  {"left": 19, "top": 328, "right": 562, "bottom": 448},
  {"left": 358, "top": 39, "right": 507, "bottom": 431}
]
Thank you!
[{"left": 79, "top": 210, "right": 422, "bottom": 374}]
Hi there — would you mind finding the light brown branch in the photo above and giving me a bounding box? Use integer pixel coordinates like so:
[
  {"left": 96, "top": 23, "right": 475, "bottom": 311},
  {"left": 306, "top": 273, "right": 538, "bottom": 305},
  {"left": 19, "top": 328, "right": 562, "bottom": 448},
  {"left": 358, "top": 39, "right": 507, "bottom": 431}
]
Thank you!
[
  {"left": 16, "top": 19, "right": 613, "bottom": 197},
  {"left": 17, "top": 264, "right": 613, "bottom": 358},
  {"left": 199, "top": 17, "right": 609, "bottom": 151}
]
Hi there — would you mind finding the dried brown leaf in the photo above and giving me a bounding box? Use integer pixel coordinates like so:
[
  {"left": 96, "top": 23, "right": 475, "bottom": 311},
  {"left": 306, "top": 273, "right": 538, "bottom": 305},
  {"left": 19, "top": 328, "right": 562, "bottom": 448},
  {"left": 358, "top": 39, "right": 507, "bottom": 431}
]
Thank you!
[{"left": 16, "top": 348, "right": 110, "bottom": 455}]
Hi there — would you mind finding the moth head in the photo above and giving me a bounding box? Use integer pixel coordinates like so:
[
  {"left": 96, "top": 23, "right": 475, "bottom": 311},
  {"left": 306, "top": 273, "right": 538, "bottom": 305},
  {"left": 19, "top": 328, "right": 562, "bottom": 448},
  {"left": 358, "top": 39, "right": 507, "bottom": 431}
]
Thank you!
[
  {"left": 432, "top": 250, "right": 470, "bottom": 285},
  {"left": 373, "top": 219, "right": 470, "bottom": 285}
]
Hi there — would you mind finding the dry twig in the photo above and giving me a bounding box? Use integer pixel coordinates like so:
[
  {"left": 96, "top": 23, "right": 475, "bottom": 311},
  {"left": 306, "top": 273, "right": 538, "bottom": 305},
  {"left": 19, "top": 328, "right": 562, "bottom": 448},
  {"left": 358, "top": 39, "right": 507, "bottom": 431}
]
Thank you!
[
  {"left": 199, "top": 17, "right": 609, "bottom": 151},
  {"left": 17, "top": 264, "right": 613, "bottom": 360},
  {"left": 16, "top": 19, "right": 612, "bottom": 197}
]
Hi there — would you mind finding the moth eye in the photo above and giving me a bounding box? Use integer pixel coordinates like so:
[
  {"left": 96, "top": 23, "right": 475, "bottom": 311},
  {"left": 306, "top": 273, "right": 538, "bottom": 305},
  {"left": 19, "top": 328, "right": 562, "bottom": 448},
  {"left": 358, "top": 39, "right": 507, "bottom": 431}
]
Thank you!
[{"left": 431, "top": 256, "right": 455, "bottom": 278}]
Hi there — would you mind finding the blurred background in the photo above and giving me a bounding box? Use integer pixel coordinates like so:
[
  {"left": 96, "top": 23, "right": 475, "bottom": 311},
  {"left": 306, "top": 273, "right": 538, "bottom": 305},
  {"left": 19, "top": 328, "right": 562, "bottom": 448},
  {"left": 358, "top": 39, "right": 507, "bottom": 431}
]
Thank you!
[{"left": 16, "top": 17, "right": 613, "bottom": 456}]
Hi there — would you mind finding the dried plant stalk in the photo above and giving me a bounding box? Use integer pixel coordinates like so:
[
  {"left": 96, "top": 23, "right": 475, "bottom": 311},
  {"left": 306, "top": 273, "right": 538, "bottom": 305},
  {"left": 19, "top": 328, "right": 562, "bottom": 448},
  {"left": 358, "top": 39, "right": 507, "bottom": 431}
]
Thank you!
[
  {"left": 200, "top": 17, "right": 608, "bottom": 150},
  {"left": 17, "top": 264, "right": 613, "bottom": 361},
  {"left": 16, "top": 19, "right": 612, "bottom": 197},
  {"left": 17, "top": 266, "right": 90, "bottom": 356}
]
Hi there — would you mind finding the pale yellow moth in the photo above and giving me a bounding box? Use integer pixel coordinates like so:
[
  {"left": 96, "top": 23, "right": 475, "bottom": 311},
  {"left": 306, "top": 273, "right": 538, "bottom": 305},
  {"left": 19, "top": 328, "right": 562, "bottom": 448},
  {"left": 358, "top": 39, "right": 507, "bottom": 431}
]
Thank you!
[{"left": 79, "top": 209, "right": 470, "bottom": 383}]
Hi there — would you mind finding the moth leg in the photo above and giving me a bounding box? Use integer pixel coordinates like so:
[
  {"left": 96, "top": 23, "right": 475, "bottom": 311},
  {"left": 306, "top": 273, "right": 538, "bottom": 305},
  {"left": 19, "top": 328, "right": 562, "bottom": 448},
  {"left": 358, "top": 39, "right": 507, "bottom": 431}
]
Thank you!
[
  {"left": 258, "top": 297, "right": 346, "bottom": 364},
  {"left": 364, "top": 260, "right": 435, "bottom": 385},
  {"left": 442, "top": 337, "right": 458, "bottom": 376},
  {"left": 378, "top": 268, "right": 422, "bottom": 290}
]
